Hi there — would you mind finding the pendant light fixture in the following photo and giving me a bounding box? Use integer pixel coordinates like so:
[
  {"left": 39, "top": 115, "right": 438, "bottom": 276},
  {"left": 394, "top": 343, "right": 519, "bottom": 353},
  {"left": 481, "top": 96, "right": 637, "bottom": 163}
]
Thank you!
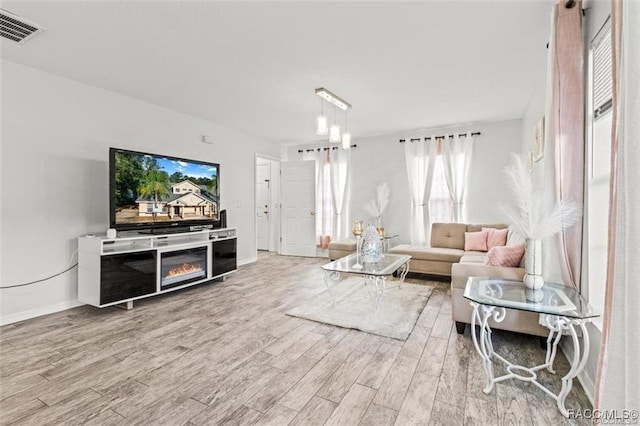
[
  {"left": 316, "top": 97, "right": 328, "bottom": 136},
  {"left": 341, "top": 109, "right": 351, "bottom": 149},
  {"left": 315, "top": 88, "right": 352, "bottom": 148},
  {"left": 329, "top": 104, "right": 341, "bottom": 143}
]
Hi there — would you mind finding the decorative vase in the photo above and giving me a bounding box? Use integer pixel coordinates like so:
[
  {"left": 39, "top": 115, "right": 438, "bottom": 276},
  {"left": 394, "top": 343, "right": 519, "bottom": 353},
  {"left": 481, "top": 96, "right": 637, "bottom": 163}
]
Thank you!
[
  {"left": 523, "top": 238, "right": 544, "bottom": 290},
  {"left": 361, "top": 223, "right": 383, "bottom": 263},
  {"left": 525, "top": 288, "right": 544, "bottom": 303}
]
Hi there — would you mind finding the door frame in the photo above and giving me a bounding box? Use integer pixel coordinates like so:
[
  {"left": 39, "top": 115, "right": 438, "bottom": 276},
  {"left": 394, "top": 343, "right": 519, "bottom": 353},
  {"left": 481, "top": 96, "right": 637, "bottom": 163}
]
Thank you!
[{"left": 254, "top": 153, "right": 282, "bottom": 256}]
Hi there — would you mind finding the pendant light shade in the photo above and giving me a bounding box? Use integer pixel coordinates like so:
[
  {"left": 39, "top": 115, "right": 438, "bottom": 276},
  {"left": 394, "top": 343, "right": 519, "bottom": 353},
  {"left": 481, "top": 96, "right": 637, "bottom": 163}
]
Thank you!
[
  {"left": 316, "top": 115, "right": 328, "bottom": 135},
  {"left": 329, "top": 124, "right": 341, "bottom": 143},
  {"left": 341, "top": 108, "right": 351, "bottom": 149},
  {"left": 341, "top": 132, "right": 351, "bottom": 149},
  {"left": 316, "top": 97, "right": 328, "bottom": 135}
]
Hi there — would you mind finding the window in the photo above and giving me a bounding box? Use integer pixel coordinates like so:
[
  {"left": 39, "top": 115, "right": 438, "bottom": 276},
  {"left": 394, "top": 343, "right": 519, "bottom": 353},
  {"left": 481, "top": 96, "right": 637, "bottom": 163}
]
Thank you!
[
  {"left": 430, "top": 155, "right": 453, "bottom": 223},
  {"left": 586, "top": 18, "right": 612, "bottom": 329}
]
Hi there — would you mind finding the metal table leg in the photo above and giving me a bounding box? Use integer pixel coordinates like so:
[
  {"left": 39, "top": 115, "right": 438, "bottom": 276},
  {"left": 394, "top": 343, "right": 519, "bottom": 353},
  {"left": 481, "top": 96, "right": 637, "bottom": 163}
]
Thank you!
[
  {"left": 470, "top": 302, "right": 592, "bottom": 417},
  {"left": 323, "top": 270, "right": 340, "bottom": 306}
]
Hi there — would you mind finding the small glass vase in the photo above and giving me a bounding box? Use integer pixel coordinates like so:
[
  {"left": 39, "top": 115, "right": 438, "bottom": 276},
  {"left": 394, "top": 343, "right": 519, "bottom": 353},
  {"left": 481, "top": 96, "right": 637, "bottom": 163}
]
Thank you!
[
  {"left": 352, "top": 219, "right": 364, "bottom": 269},
  {"left": 361, "top": 223, "right": 383, "bottom": 263}
]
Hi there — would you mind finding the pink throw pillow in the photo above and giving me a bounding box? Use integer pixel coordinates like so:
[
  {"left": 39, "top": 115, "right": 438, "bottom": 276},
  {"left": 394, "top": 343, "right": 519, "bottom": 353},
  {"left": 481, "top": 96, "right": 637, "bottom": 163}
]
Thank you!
[
  {"left": 484, "top": 243, "right": 526, "bottom": 267},
  {"left": 482, "top": 227, "right": 508, "bottom": 250},
  {"left": 464, "top": 231, "right": 488, "bottom": 252}
]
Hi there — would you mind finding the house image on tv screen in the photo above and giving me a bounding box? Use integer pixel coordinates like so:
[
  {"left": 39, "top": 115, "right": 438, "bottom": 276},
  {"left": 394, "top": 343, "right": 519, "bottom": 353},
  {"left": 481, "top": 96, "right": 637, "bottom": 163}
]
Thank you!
[{"left": 136, "top": 180, "right": 218, "bottom": 219}]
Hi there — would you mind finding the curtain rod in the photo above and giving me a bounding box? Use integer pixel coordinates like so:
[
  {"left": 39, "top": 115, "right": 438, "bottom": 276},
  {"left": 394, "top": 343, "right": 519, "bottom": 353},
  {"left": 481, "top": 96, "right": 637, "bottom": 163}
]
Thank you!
[
  {"left": 298, "top": 144, "right": 357, "bottom": 153},
  {"left": 398, "top": 131, "right": 481, "bottom": 143}
]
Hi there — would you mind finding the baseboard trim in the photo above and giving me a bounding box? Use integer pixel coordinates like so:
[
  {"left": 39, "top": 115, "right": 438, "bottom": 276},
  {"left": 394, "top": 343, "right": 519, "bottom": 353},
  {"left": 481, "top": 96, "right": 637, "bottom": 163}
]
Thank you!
[
  {"left": 577, "top": 368, "right": 596, "bottom": 405},
  {"left": 238, "top": 257, "right": 257, "bottom": 266},
  {"left": 0, "top": 300, "right": 84, "bottom": 326}
]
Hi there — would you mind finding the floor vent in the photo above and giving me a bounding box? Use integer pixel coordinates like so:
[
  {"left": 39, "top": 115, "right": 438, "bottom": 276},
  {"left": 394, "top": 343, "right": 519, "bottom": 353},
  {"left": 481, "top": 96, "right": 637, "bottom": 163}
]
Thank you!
[{"left": 1, "top": 9, "right": 44, "bottom": 44}]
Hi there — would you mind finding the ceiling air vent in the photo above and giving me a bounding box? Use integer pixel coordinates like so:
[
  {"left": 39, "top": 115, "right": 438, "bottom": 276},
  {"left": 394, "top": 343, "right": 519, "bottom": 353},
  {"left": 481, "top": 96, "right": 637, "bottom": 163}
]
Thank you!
[{"left": 0, "top": 9, "right": 44, "bottom": 44}]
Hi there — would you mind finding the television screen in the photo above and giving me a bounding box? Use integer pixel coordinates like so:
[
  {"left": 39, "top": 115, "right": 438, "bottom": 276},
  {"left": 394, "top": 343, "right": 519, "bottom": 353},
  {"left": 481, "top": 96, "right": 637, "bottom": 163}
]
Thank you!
[{"left": 110, "top": 148, "right": 220, "bottom": 230}]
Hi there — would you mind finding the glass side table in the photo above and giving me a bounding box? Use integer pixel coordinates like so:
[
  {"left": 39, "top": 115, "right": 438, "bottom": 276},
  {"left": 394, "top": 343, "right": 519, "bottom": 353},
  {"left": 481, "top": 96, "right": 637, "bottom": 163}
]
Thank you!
[{"left": 463, "top": 277, "right": 599, "bottom": 417}]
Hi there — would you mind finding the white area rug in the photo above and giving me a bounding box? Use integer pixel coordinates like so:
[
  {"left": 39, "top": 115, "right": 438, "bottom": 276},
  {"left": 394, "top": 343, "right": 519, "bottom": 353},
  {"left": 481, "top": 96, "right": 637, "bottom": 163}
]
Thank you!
[{"left": 287, "top": 276, "right": 433, "bottom": 340}]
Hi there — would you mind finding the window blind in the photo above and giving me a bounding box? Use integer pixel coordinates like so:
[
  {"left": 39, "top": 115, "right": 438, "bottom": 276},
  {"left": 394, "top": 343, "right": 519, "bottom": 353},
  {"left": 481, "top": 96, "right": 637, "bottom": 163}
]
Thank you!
[{"left": 592, "top": 22, "right": 612, "bottom": 120}]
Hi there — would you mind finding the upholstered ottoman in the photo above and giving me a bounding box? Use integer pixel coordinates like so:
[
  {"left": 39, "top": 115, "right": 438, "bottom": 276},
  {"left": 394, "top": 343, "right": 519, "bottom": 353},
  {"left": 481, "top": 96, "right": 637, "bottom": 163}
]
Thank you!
[{"left": 328, "top": 239, "right": 356, "bottom": 260}]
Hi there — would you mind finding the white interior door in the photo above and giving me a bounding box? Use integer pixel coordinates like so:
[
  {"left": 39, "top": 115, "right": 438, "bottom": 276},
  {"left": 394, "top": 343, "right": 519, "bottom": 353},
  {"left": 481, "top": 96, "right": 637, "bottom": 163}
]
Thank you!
[
  {"left": 281, "top": 160, "right": 316, "bottom": 257},
  {"left": 256, "top": 162, "right": 270, "bottom": 251}
]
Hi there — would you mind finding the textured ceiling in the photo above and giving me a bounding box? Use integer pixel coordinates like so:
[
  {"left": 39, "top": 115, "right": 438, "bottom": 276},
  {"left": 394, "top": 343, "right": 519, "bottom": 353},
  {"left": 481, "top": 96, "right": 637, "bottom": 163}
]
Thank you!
[{"left": 0, "top": 1, "right": 552, "bottom": 143}]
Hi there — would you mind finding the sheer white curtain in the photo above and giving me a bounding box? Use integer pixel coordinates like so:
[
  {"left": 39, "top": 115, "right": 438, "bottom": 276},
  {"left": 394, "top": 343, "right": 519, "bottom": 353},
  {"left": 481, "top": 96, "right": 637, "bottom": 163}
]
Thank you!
[
  {"left": 429, "top": 154, "right": 454, "bottom": 223},
  {"left": 441, "top": 134, "right": 474, "bottom": 223},
  {"left": 301, "top": 147, "right": 350, "bottom": 247},
  {"left": 596, "top": 0, "right": 640, "bottom": 410},
  {"left": 404, "top": 139, "right": 437, "bottom": 245},
  {"left": 329, "top": 148, "right": 350, "bottom": 240}
]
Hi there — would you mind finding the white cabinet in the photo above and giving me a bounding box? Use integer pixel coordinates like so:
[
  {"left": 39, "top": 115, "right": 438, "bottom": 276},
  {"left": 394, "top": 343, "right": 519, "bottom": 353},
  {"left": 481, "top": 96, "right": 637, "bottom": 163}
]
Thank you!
[{"left": 78, "top": 228, "right": 237, "bottom": 307}]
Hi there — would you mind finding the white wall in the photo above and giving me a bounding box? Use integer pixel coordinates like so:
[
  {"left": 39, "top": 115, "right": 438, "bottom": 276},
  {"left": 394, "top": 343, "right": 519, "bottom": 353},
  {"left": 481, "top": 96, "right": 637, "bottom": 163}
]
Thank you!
[
  {"left": 0, "top": 60, "right": 280, "bottom": 325},
  {"left": 287, "top": 118, "right": 523, "bottom": 244},
  {"left": 520, "top": 33, "right": 547, "bottom": 192}
]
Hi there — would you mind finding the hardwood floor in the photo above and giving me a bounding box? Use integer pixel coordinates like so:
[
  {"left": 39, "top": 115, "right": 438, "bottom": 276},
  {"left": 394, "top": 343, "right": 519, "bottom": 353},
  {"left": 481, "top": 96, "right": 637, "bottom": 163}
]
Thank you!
[{"left": 0, "top": 252, "right": 592, "bottom": 425}]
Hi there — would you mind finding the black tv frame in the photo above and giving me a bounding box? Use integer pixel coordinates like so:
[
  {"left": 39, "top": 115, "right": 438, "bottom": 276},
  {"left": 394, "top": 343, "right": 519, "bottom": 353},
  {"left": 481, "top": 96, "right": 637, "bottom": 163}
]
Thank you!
[{"left": 109, "top": 147, "right": 221, "bottom": 233}]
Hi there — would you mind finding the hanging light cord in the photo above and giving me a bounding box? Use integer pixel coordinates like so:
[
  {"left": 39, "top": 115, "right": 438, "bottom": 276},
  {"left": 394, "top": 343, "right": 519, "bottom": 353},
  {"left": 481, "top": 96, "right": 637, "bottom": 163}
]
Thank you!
[{"left": 0, "top": 250, "right": 79, "bottom": 289}]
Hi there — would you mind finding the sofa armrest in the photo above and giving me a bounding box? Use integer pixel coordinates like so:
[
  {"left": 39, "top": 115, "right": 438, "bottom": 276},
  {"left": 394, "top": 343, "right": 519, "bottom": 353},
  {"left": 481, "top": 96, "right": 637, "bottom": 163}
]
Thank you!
[{"left": 451, "top": 263, "right": 525, "bottom": 290}]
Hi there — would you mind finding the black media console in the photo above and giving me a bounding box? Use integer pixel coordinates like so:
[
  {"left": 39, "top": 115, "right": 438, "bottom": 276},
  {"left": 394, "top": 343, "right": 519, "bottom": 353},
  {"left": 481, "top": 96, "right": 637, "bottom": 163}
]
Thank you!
[{"left": 78, "top": 228, "right": 237, "bottom": 308}]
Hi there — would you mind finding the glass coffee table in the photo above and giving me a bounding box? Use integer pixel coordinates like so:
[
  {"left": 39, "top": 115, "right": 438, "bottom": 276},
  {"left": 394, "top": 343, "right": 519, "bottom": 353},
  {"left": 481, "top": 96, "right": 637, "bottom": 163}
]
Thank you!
[
  {"left": 464, "top": 277, "right": 599, "bottom": 417},
  {"left": 321, "top": 253, "right": 411, "bottom": 312}
]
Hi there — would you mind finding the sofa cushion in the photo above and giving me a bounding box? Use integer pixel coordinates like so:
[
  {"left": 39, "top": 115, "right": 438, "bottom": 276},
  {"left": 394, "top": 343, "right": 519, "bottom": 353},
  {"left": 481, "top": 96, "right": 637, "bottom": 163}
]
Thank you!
[
  {"left": 464, "top": 231, "right": 488, "bottom": 251},
  {"left": 467, "top": 223, "right": 508, "bottom": 232},
  {"left": 389, "top": 244, "right": 463, "bottom": 263},
  {"left": 328, "top": 239, "right": 357, "bottom": 251},
  {"left": 485, "top": 243, "right": 526, "bottom": 267},
  {"left": 483, "top": 227, "right": 509, "bottom": 249},
  {"left": 451, "top": 262, "right": 525, "bottom": 290},
  {"left": 460, "top": 253, "right": 486, "bottom": 263},
  {"left": 430, "top": 223, "right": 468, "bottom": 249}
]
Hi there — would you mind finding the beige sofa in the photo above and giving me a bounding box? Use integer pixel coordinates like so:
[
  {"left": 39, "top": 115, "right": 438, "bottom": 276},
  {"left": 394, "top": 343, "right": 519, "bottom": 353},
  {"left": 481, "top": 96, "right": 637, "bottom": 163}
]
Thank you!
[
  {"left": 328, "top": 239, "right": 357, "bottom": 260},
  {"left": 389, "top": 222, "right": 548, "bottom": 337}
]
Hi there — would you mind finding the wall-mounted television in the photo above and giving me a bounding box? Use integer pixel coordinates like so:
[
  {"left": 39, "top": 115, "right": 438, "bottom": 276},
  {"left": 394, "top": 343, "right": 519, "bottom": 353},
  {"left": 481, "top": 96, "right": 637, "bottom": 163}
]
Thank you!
[{"left": 109, "top": 147, "right": 220, "bottom": 232}]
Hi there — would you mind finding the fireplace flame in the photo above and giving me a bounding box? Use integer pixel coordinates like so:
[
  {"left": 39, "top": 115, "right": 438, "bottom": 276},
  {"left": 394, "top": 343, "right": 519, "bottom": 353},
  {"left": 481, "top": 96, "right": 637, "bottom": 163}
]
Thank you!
[{"left": 165, "top": 263, "right": 203, "bottom": 279}]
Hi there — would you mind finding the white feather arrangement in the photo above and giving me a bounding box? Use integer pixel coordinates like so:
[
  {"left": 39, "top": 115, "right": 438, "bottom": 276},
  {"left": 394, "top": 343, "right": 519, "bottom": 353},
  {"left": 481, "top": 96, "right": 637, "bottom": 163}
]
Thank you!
[
  {"left": 363, "top": 182, "right": 391, "bottom": 220},
  {"left": 502, "top": 153, "right": 582, "bottom": 239}
]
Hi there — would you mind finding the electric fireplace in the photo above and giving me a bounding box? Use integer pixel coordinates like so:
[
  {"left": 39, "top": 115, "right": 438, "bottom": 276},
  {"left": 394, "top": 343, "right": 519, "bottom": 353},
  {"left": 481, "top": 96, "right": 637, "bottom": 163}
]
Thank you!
[{"left": 160, "top": 246, "right": 208, "bottom": 289}]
